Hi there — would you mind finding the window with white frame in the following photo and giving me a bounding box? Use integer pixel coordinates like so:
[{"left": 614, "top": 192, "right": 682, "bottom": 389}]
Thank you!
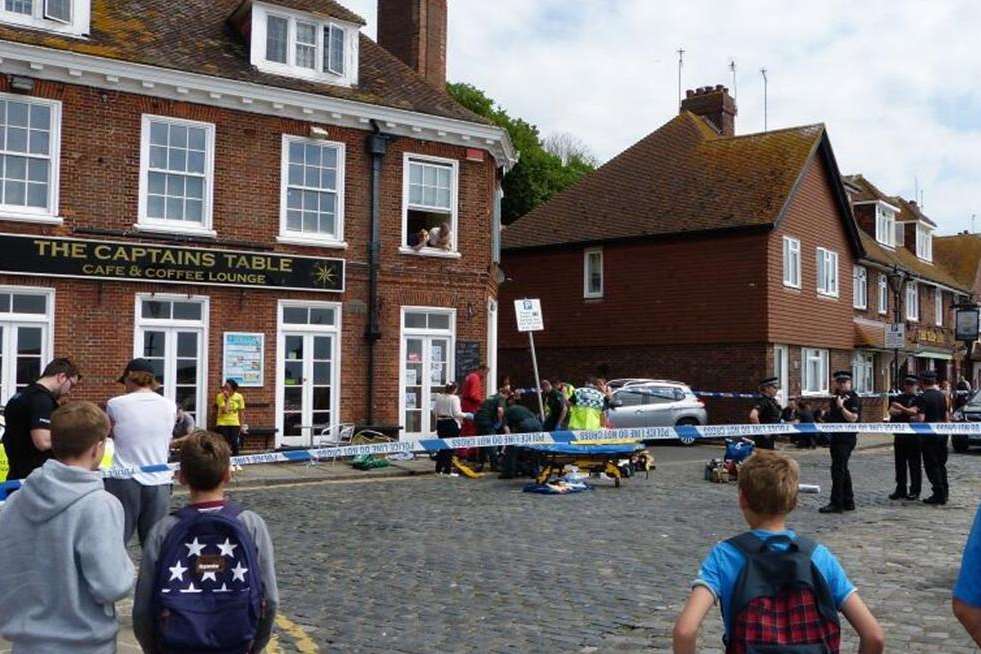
[
  {"left": 584, "top": 247, "right": 603, "bottom": 298},
  {"left": 816, "top": 248, "right": 839, "bottom": 297},
  {"left": 802, "top": 348, "right": 829, "bottom": 395},
  {"left": 402, "top": 154, "right": 458, "bottom": 254},
  {"left": 906, "top": 280, "right": 919, "bottom": 321},
  {"left": 0, "top": 94, "right": 61, "bottom": 221},
  {"left": 935, "top": 287, "right": 943, "bottom": 326},
  {"left": 252, "top": 3, "right": 356, "bottom": 86},
  {"left": 782, "top": 236, "right": 801, "bottom": 288},
  {"left": 0, "top": 0, "right": 90, "bottom": 36},
  {"left": 916, "top": 224, "right": 933, "bottom": 261},
  {"left": 280, "top": 136, "right": 344, "bottom": 244},
  {"left": 875, "top": 204, "right": 896, "bottom": 247},
  {"left": 138, "top": 115, "right": 215, "bottom": 234},
  {"left": 877, "top": 273, "right": 888, "bottom": 314},
  {"left": 852, "top": 351, "right": 874, "bottom": 394},
  {"left": 853, "top": 265, "right": 867, "bottom": 309}
]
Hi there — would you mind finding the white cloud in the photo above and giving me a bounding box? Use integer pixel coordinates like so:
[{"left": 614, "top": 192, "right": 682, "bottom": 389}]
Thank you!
[{"left": 341, "top": 0, "right": 981, "bottom": 233}]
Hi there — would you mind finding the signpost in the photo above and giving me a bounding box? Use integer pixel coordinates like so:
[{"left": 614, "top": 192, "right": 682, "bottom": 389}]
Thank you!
[{"left": 514, "top": 299, "right": 546, "bottom": 421}]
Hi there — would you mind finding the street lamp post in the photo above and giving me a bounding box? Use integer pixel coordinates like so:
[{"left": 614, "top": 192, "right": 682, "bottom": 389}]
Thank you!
[{"left": 886, "top": 266, "right": 909, "bottom": 390}]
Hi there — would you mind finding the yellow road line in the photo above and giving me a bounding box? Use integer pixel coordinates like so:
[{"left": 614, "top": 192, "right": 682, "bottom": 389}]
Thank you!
[
  {"left": 275, "top": 614, "right": 320, "bottom": 653},
  {"left": 266, "top": 633, "right": 281, "bottom": 654}
]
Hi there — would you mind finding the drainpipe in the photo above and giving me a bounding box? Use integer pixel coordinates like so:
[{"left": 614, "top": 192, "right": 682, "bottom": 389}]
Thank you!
[{"left": 365, "top": 120, "right": 390, "bottom": 423}]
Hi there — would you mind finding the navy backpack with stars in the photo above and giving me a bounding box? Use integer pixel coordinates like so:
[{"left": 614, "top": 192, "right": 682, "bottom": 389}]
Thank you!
[{"left": 152, "top": 502, "right": 265, "bottom": 654}]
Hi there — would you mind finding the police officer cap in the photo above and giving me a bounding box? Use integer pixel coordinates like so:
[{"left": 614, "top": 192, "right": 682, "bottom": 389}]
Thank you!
[
  {"left": 832, "top": 370, "right": 852, "bottom": 382},
  {"left": 919, "top": 370, "right": 938, "bottom": 382},
  {"left": 760, "top": 376, "right": 779, "bottom": 387},
  {"left": 903, "top": 375, "right": 919, "bottom": 385}
]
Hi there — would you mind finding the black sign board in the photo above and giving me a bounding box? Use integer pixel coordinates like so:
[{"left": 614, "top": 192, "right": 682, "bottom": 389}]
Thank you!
[
  {"left": 0, "top": 233, "right": 344, "bottom": 293},
  {"left": 956, "top": 306, "right": 980, "bottom": 342},
  {"left": 455, "top": 340, "right": 482, "bottom": 384}
]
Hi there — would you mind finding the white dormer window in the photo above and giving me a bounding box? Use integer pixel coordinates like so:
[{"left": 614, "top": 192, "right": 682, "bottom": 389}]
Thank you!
[
  {"left": 0, "top": 0, "right": 90, "bottom": 36},
  {"left": 916, "top": 224, "right": 933, "bottom": 262},
  {"left": 251, "top": 2, "right": 359, "bottom": 88},
  {"left": 875, "top": 203, "right": 896, "bottom": 247}
]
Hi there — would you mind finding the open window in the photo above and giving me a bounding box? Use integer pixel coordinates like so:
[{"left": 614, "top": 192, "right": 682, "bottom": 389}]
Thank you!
[
  {"left": 401, "top": 154, "right": 458, "bottom": 256},
  {"left": 0, "top": 0, "right": 89, "bottom": 35}
]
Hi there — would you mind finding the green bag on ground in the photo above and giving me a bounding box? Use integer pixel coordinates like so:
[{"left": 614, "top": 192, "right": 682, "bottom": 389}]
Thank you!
[{"left": 351, "top": 454, "right": 390, "bottom": 470}]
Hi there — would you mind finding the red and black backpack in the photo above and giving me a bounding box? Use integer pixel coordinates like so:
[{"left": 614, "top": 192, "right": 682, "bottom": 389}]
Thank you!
[{"left": 725, "top": 532, "right": 841, "bottom": 654}]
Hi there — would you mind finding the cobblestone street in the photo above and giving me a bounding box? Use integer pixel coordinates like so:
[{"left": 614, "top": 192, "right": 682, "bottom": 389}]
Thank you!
[{"left": 229, "top": 443, "right": 981, "bottom": 653}]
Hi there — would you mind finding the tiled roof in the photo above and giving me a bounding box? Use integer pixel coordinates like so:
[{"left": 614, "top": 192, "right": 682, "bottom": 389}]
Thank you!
[
  {"left": 934, "top": 234, "right": 981, "bottom": 290},
  {"left": 259, "top": 0, "right": 366, "bottom": 25},
  {"left": 502, "top": 112, "right": 833, "bottom": 250},
  {"left": 0, "top": 0, "right": 486, "bottom": 124},
  {"left": 844, "top": 174, "right": 936, "bottom": 227},
  {"left": 858, "top": 230, "right": 969, "bottom": 292}
]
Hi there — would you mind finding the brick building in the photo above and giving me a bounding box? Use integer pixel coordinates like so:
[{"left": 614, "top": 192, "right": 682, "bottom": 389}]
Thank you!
[
  {"left": 0, "top": 0, "right": 514, "bottom": 446},
  {"left": 498, "top": 85, "right": 968, "bottom": 422},
  {"left": 935, "top": 232, "right": 981, "bottom": 386}
]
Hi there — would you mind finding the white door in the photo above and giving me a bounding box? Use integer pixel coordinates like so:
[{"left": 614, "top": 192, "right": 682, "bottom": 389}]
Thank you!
[
  {"left": 400, "top": 308, "right": 455, "bottom": 439},
  {"left": 137, "top": 327, "right": 204, "bottom": 423},
  {"left": 402, "top": 335, "right": 450, "bottom": 435},
  {"left": 134, "top": 296, "right": 208, "bottom": 425},
  {"left": 280, "top": 332, "right": 335, "bottom": 447},
  {"left": 774, "top": 345, "right": 789, "bottom": 405},
  {"left": 0, "top": 288, "right": 53, "bottom": 406},
  {"left": 276, "top": 302, "right": 341, "bottom": 448}
]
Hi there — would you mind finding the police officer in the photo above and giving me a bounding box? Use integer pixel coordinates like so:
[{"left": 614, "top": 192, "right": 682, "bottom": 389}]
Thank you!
[
  {"left": 914, "top": 370, "right": 950, "bottom": 505},
  {"left": 820, "top": 370, "right": 861, "bottom": 514},
  {"left": 888, "top": 375, "right": 921, "bottom": 500},
  {"left": 748, "top": 376, "right": 782, "bottom": 449}
]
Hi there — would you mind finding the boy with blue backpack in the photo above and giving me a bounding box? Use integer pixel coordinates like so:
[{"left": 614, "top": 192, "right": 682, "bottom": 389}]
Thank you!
[
  {"left": 133, "top": 430, "right": 278, "bottom": 653},
  {"left": 673, "top": 450, "right": 884, "bottom": 654}
]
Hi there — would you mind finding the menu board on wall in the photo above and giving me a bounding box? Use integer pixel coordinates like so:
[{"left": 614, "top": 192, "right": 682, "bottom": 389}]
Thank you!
[
  {"left": 223, "top": 332, "right": 264, "bottom": 387},
  {"left": 454, "top": 341, "right": 482, "bottom": 384}
]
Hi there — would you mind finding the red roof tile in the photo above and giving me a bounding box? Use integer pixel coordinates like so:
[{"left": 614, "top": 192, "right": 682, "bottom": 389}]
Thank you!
[
  {"left": 502, "top": 112, "right": 837, "bottom": 251},
  {"left": 0, "top": 0, "right": 486, "bottom": 124}
]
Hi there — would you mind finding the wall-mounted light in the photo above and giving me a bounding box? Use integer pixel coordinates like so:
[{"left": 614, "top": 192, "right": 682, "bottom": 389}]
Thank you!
[
  {"left": 309, "top": 126, "right": 329, "bottom": 139},
  {"left": 9, "top": 75, "right": 35, "bottom": 93}
]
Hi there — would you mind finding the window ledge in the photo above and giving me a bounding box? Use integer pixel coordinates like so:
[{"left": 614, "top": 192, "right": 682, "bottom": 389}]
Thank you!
[
  {"left": 816, "top": 292, "right": 839, "bottom": 300},
  {"left": 801, "top": 391, "right": 830, "bottom": 397},
  {"left": 399, "top": 246, "right": 461, "bottom": 259},
  {"left": 133, "top": 223, "right": 217, "bottom": 238},
  {"left": 276, "top": 235, "right": 348, "bottom": 249},
  {"left": 783, "top": 282, "right": 802, "bottom": 290},
  {"left": 0, "top": 212, "right": 64, "bottom": 225}
]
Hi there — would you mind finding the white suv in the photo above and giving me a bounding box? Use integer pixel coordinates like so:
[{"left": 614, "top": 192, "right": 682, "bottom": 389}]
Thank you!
[{"left": 607, "top": 380, "right": 708, "bottom": 433}]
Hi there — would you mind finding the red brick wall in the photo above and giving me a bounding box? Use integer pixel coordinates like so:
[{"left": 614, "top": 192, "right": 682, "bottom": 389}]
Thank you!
[
  {"left": 500, "top": 230, "right": 769, "bottom": 350},
  {"left": 0, "top": 77, "right": 498, "bottom": 438},
  {"left": 767, "top": 156, "right": 856, "bottom": 350}
]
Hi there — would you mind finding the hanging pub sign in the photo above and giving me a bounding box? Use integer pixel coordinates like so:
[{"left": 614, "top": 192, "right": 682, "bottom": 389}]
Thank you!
[
  {"left": 955, "top": 305, "right": 980, "bottom": 342},
  {"left": 0, "top": 233, "right": 344, "bottom": 293}
]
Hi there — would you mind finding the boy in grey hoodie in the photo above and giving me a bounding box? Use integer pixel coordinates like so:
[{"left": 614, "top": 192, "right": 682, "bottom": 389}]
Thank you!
[{"left": 0, "top": 400, "right": 134, "bottom": 653}]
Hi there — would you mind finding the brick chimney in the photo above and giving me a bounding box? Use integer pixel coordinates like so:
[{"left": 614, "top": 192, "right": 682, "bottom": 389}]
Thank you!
[
  {"left": 680, "top": 84, "right": 736, "bottom": 137},
  {"left": 377, "top": 0, "right": 447, "bottom": 90}
]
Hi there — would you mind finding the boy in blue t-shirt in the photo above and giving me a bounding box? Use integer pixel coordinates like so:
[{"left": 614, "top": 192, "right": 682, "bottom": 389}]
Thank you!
[
  {"left": 953, "top": 503, "right": 981, "bottom": 646},
  {"left": 673, "top": 450, "right": 884, "bottom": 653}
]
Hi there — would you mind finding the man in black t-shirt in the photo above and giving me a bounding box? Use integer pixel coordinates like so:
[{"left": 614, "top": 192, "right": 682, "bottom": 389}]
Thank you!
[
  {"left": 914, "top": 370, "right": 950, "bottom": 505},
  {"left": 748, "top": 377, "right": 783, "bottom": 450},
  {"left": 3, "top": 358, "right": 81, "bottom": 482},
  {"left": 889, "top": 375, "right": 922, "bottom": 500},
  {"left": 541, "top": 380, "right": 568, "bottom": 432},
  {"left": 819, "top": 370, "right": 861, "bottom": 514}
]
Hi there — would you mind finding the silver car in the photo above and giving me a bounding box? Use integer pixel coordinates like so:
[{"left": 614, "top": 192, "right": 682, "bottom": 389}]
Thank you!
[{"left": 607, "top": 381, "right": 708, "bottom": 433}]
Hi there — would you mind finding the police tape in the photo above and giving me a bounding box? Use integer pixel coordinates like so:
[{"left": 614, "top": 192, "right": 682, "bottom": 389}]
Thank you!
[
  {"left": 1, "top": 421, "right": 978, "bottom": 496},
  {"left": 514, "top": 387, "right": 969, "bottom": 400}
]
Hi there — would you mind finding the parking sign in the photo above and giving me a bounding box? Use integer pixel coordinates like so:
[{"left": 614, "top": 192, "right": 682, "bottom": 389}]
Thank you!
[{"left": 514, "top": 299, "right": 544, "bottom": 332}]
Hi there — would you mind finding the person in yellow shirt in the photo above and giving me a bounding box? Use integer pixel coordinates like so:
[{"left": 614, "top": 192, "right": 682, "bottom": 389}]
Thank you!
[{"left": 215, "top": 379, "right": 247, "bottom": 467}]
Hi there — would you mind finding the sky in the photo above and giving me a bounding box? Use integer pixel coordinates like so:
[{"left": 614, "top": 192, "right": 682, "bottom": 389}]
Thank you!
[{"left": 341, "top": 0, "right": 981, "bottom": 235}]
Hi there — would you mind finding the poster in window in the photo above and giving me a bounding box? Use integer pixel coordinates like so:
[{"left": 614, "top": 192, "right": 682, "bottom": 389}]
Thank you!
[
  {"left": 405, "top": 392, "right": 417, "bottom": 409},
  {"left": 406, "top": 368, "right": 418, "bottom": 386},
  {"left": 222, "top": 332, "right": 264, "bottom": 387},
  {"left": 431, "top": 344, "right": 443, "bottom": 362},
  {"left": 431, "top": 363, "right": 443, "bottom": 383}
]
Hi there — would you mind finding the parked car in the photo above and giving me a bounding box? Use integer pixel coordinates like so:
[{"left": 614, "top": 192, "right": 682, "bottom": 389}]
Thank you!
[
  {"left": 607, "top": 381, "right": 708, "bottom": 444},
  {"left": 952, "top": 390, "right": 981, "bottom": 453}
]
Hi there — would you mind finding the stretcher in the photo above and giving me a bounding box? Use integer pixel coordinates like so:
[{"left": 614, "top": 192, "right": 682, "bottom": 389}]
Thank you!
[{"left": 522, "top": 442, "right": 653, "bottom": 488}]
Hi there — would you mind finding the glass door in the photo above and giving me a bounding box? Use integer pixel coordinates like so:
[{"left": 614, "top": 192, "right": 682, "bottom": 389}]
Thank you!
[
  {"left": 280, "top": 332, "right": 335, "bottom": 447},
  {"left": 400, "top": 308, "right": 455, "bottom": 440},
  {"left": 138, "top": 327, "right": 203, "bottom": 423},
  {"left": 0, "top": 323, "right": 47, "bottom": 405}
]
